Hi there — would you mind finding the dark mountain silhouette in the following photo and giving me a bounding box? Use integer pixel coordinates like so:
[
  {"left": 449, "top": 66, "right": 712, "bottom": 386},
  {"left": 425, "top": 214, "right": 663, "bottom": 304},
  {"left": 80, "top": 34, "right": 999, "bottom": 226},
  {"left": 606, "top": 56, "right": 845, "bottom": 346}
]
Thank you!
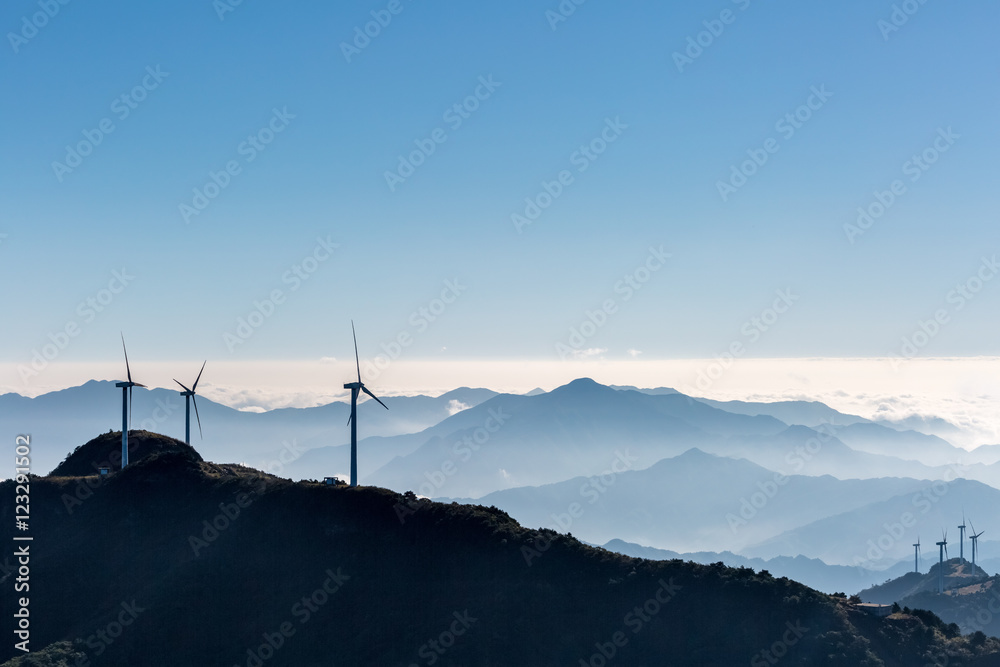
[
  {"left": 2, "top": 437, "right": 999, "bottom": 665},
  {"left": 49, "top": 430, "right": 202, "bottom": 476}
]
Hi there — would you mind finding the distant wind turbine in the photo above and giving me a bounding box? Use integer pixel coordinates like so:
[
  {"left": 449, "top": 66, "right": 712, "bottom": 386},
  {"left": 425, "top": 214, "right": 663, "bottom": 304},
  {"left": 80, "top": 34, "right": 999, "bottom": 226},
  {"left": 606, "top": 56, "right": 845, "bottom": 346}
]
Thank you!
[
  {"left": 936, "top": 530, "right": 949, "bottom": 594},
  {"left": 958, "top": 513, "right": 967, "bottom": 563},
  {"left": 115, "top": 335, "right": 145, "bottom": 469},
  {"left": 913, "top": 537, "right": 921, "bottom": 574},
  {"left": 174, "top": 361, "right": 207, "bottom": 446},
  {"left": 344, "top": 322, "right": 388, "bottom": 487},
  {"left": 970, "top": 521, "right": 985, "bottom": 568}
]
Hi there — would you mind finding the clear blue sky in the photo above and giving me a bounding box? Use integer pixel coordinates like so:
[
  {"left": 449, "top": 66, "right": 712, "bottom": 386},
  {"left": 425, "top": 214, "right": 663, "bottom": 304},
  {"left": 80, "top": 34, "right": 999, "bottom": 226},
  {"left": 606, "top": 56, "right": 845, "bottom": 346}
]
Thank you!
[{"left": 2, "top": 0, "right": 998, "bottom": 376}]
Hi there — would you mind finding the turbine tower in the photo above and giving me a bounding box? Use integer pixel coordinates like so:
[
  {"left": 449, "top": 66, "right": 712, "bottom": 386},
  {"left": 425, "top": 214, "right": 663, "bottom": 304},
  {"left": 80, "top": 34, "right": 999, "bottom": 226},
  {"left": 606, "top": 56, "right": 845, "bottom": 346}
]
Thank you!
[
  {"left": 115, "top": 335, "right": 145, "bottom": 469},
  {"left": 913, "top": 537, "right": 921, "bottom": 574},
  {"left": 958, "top": 514, "right": 967, "bottom": 563},
  {"left": 174, "top": 361, "right": 207, "bottom": 446},
  {"left": 344, "top": 322, "right": 388, "bottom": 487},
  {"left": 971, "top": 521, "right": 985, "bottom": 568},
  {"left": 936, "top": 530, "right": 948, "bottom": 594}
]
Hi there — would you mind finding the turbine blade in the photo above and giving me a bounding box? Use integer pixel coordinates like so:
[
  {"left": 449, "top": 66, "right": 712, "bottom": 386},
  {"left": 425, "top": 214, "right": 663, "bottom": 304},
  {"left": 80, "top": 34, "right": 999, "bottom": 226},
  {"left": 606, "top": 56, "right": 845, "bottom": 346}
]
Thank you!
[
  {"left": 361, "top": 385, "right": 388, "bottom": 410},
  {"left": 193, "top": 360, "right": 207, "bottom": 391},
  {"left": 121, "top": 333, "right": 133, "bottom": 383},
  {"left": 174, "top": 379, "right": 192, "bottom": 393},
  {"left": 347, "top": 412, "right": 353, "bottom": 426},
  {"left": 352, "top": 321, "right": 361, "bottom": 383},
  {"left": 192, "top": 395, "right": 203, "bottom": 439}
]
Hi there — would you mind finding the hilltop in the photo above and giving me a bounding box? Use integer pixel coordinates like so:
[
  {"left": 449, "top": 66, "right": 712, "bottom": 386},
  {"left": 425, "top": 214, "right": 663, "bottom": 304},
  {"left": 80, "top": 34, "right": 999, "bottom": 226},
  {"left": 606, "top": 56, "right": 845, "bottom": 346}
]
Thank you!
[
  {"left": 861, "top": 560, "right": 1000, "bottom": 639},
  {"left": 861, "top": 559, "right": 990, "bottom": 605},
  {"left": 48, "top": 430, "right": 202, "bottom": 477},
  {"left": 1, "top": 437, "right": 999, "bottom": 665}
]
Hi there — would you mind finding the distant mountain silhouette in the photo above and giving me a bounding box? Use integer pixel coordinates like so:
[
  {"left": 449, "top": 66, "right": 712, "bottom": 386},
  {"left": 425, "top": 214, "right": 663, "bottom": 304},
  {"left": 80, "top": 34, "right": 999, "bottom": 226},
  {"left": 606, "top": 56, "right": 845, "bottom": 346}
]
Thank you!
[
  {"left": 444, "top": 448, "right": 934, "bottom": 553},
  {"left": 831, "top": 422, "right": 965, "bottom": 467},
  {"left": 602, "top": 539, "right": 913, "bottom": 595},
  {"left": 2, "top": 435, "right": 998, "bottom": 666},
  {"left": 692, "top": 396, "right": 871, "bottom": 428},
  {"left": 0, "top": 381, "right": 498, "bottom": 475},
  {"left": 743, "top": 479, "right": 1000, "bottom": 567},
  {"left": 363, "top": 379, "right": 795, "bottom": 497}
]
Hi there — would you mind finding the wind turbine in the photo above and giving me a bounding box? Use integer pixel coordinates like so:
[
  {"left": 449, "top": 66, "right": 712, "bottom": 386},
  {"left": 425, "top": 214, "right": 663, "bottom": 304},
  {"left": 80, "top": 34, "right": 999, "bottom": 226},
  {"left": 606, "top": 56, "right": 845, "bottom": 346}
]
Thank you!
[
  {"left": 174, "top": 361, "right": 207, "bottom": 446},
  {"left": 936, "top": 530, "right": 949, "bottom": 593},
  {"left": 115, "top": 335, "right": 145, "bottom": 469},
  {"left": 958, "top": 513, "right": 967, "bottom": 563},
  {"left": 343, "top": 322, "right": 388, "bottom": 487},
  {"left": 913, "top": 537, "right": 921, "bottom": 574},
  {"left": 970, "top": 521, "right": 985, "bottom": 568}
]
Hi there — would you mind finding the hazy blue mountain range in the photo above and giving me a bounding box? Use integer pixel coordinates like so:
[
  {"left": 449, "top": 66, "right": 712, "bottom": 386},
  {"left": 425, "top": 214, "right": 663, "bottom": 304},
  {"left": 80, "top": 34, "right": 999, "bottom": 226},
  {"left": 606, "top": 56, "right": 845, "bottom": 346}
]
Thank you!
[
  {"left": 0, "top": 381, "right": 497, "bottom": 475},
  {"left": 441, "top": 448, "right": 937, "bottom": 553},
  {"left": 742, "top": 478, "right": 1000, "bottom": 567},
  {"left": 602, "top": 539, "right": 913, "bottom": 595}
]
